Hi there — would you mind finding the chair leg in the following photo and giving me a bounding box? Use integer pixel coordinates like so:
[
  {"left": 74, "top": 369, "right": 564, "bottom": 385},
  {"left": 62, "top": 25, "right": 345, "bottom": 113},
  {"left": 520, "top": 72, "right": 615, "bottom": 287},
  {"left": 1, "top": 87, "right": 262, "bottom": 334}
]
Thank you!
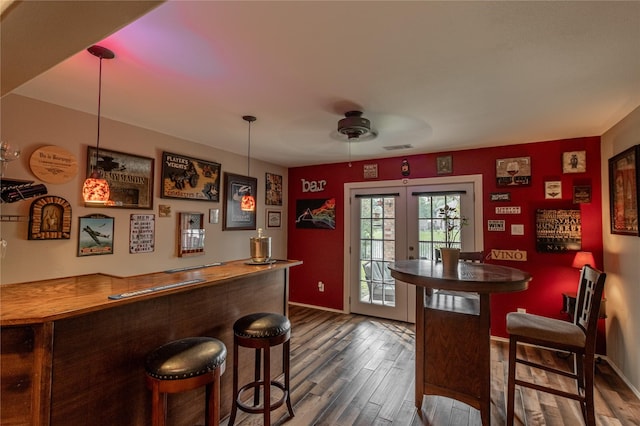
[
  {"left": 583, "top": 353, "right": 596, "bottom": 426},
  {"left": 284, "top": 339, "right": 294, "bottom": 417},
  {"left": 253, "top": 348, "right": 262, "bottom": 407},
  {"left": 228, "top": 341, "right": 239, "bottom": 426},
  {"left": 205, "top": 369, "right": 221, "bottom": 426},
  {"left": 150, "top": 386, "right": 167, "bottom": 426},
  {"left": 506, "top": 337, "right": 518, "bottom": 426},
  {"left": 264, "top": 345, "right": 271, "bottom": 426}
]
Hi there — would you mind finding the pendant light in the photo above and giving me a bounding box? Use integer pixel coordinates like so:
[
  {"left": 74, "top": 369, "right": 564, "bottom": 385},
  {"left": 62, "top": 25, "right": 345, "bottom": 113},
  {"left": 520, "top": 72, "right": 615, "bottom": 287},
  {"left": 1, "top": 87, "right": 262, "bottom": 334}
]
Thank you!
[
  {"left": 240, "top": 115, "right": 257, "bottom": 212},
  {"left": 82, "top": 45, "right": 115, "bottom": 204}
]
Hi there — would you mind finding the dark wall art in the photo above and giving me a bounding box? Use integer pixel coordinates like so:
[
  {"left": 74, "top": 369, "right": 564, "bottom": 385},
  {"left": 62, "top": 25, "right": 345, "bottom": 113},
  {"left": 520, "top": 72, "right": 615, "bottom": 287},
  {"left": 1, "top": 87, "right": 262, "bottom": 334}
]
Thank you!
[
  {"left": 223, "top": 172, "right": 257, "bottom": 230},
  {"left": 161, "top": 152, "right": 221, "bottom": 202},
  {"left": 295, "top": 198, "right": 336, "bottom": 230},
  {"left": 535, "top": 209, "right": 581, "bottom": 252},
  {"left": 609, "top": 145, "right": 639, "bottom": 236}
]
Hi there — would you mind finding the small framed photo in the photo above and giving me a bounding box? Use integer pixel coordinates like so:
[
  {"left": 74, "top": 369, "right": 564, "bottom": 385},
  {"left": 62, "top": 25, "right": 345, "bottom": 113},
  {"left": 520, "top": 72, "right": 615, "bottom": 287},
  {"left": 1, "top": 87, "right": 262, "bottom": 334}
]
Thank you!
[
  {"left": 563, "top": 151, "right": 586, "bottom": 173},
  {"left": 609, "top": 145, "right": 639, "bottom": 235},
  {"left": 266, "top": 210, "right": 281, "bottom": 229},
  {"left": 223, "top": 172, "right": 257, "bottom": 231},
  {"left": 545, "top": 181, "right": 562, "bottom": 199},
  {"left": 78, "top": 214, "right": 114, "bottom": 256},
  {"left": 436, "top": 155, "right": 453, "bottom": 175}
]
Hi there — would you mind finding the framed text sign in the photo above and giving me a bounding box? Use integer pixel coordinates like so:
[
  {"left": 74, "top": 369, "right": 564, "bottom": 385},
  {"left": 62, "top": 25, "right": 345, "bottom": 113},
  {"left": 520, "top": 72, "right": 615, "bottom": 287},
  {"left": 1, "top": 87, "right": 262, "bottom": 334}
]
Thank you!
[
  {"left": 535, "top": 209, "right": 581, "bottom": 252},
  {"left": 609, "top": 145, "right": 639, "bottom": 236},
  {"left": 129, "top": 214, "right": 155, "bottom": 254},
  {"left": 161, "top": 152, "right": 221, "bottom": 202},
  {"left": 87, "top": 147, "right": 154, "bottom": 209}
]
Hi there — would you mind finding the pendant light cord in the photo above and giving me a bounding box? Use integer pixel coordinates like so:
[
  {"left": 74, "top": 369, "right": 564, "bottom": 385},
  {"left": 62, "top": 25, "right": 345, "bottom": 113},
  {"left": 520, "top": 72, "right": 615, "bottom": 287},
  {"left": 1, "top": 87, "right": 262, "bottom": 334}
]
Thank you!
[
  {"left": 95, "top": 55, "right": 104, "bottom": 172},
  {"left": 247, "top": 119, "right": 251, "bottom": 177}
]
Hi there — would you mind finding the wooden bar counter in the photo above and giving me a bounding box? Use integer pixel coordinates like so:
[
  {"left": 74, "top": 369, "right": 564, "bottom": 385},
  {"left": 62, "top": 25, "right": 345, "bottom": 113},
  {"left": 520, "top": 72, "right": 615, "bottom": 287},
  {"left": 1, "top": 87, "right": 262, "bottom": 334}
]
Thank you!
[{"left": 1, "top": 259, "right": 301, "bottom": 426}]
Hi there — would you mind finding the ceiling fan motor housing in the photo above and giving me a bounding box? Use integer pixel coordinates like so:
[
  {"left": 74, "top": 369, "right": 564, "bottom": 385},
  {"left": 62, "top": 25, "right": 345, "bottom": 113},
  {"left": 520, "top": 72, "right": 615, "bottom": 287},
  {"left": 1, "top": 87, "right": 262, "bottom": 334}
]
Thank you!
[{"left": 338, "top": 110, "right": 372, "bottom": 140}]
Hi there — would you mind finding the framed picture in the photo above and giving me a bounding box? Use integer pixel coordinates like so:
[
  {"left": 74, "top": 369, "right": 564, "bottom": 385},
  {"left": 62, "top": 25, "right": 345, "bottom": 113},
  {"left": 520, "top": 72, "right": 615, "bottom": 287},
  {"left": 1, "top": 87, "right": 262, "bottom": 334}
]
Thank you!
[
  {"left": 265, "top": 172, "right": 283, "bottom": 206},
  {"left": 609, "top": 145, "right": 639, "bottom": 236},
  {"left": 178, "top": 212, "right": 205, "bottom": 256},
  {"left": 535, "top": 209, "right": 581, "bottom": 252},
  {"left": 223, "top": 172, "right": 257, "bottom": 230},
  {"left": 160, "top": 152, "right": 221, "bottom": 202},
  {"left": 266, "top": 210, "right": 281, "bottom": 229},
  {"left": 563, "top": 150, "right": 586, "bottom": 173},
  {"left": 545, "top": 181, "right": 562, "bottom": 199},
  {"left": 295, "top": 198, "right": 336, "bottom": 230},
  {"left": 87, "top": 147, "right": 154, "bottom": 209},
  {"left": 28, "top": 196, "right": 72, "bottom": 240},
  {"left": 78, "top": 214, "right": 114, "bottom": 256},
  {"left": 496, "top": 157, "right": 531, "bottom": 187},
  {"left": 436, "top": 155, "right": 453, "bottom": 175},
  {"left": 573, "top": 185, "right": 592, "bottom": 204}
]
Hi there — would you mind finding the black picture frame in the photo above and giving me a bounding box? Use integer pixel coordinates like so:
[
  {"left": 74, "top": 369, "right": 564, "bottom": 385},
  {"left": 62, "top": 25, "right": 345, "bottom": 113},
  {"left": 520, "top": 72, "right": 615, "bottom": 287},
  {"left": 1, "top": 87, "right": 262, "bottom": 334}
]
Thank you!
[
  {"left": 87, "top": 147, "right": 154, "bottom": 209},
  {"left": 160, "top": 152, "right": 221, "bottom": 202},
  {"left": 609, "top": 145, "right": 639, "bottom": 236},
  {"left": 223, "top": 172, "right": 257, "bottom": 230}
]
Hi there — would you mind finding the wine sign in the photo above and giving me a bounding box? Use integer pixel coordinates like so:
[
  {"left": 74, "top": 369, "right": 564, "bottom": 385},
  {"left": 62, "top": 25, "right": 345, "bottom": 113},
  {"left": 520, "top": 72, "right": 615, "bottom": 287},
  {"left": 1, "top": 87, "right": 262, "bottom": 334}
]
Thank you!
[{"left": 496, "top": 157, "right": 531, "bottom": 187}]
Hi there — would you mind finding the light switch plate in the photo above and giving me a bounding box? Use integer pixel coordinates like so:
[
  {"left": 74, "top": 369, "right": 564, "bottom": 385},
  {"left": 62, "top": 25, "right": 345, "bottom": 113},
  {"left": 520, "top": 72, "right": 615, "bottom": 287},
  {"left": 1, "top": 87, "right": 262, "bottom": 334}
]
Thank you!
[{"left": 511, "top": 224, "right": 524, "bottom": 235}]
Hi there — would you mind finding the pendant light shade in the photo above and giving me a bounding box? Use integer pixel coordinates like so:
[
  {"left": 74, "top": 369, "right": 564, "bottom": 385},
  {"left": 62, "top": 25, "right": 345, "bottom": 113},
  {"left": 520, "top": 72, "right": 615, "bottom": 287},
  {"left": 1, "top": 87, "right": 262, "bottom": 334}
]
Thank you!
[
  {"left": 241, "top": 115, "right": 257, "bottom": 212},
  {"left": 82, "top": 45, "right": 115, "bottom": 204}
]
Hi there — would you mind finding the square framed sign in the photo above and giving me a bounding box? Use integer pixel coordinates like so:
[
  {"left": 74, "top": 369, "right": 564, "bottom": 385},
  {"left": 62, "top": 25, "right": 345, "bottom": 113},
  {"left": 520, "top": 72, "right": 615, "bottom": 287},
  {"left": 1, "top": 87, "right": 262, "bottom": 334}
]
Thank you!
[
  {"left": 78, "top": 214, "right": 114, "bottom": 256},
  {"left": 266, "top": 210, "right": 281, "bottom": 229}
]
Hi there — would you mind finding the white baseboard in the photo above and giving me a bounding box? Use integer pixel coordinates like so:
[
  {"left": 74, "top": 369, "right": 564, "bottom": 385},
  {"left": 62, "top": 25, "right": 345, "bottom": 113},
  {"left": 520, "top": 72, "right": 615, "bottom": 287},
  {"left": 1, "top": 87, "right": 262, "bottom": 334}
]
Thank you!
[{"left": 288, "top": 301, "right": 346, "bottom": 314}]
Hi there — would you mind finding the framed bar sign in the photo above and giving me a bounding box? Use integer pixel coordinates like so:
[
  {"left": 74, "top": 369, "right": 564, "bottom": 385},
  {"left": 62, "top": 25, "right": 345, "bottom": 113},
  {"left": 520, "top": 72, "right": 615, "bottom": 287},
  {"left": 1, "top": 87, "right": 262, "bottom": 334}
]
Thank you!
[
  {"left": 87, "top": 147, "right": 154, "bottom": 209},
  {"left": 609, "top": 145, "right": 639, "bottom": 236},
  {"left": 161, "top": 152, "right": 221, "bottom": 202}
]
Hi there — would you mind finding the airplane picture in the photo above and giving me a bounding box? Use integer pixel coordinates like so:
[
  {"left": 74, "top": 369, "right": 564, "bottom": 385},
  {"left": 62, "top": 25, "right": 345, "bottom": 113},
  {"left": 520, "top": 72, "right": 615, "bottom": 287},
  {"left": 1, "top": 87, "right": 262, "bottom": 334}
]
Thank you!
[
  {"left": 78, "top": 216, "right": 114, "bottom": 256},
  {"left": 82, "top": 226, "right": 110, "bottom": 246}
]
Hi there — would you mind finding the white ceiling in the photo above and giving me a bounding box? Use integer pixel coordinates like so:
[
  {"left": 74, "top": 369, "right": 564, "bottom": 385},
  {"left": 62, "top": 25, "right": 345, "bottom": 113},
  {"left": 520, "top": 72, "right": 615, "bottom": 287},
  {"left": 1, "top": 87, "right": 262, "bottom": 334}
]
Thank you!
[{"left": 5, "top": 1, "right": 640, "bottom": 168}]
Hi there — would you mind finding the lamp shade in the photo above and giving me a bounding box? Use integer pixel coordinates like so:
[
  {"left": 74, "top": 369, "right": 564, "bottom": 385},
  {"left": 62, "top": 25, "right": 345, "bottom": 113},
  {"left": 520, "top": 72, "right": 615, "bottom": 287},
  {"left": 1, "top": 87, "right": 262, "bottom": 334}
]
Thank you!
[
  {"left": 572, "top": 251, "right": 595, "bottom": 269},
  {"left": 240, "top": 194, "right": 256, "bottom": 211},
  {"left": 82, "top": 174, "right": 110, "bottom": 204}
]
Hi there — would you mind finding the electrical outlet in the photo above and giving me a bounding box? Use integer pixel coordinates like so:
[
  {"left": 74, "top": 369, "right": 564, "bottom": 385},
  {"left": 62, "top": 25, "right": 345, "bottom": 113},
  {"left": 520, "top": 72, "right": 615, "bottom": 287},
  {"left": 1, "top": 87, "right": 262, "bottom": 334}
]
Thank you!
[
  {"left": 517, "top": 308, "right": 526, "bottom": 313},
  {"left": 318, "top": 281, "right": 325, "bottom": 292}
]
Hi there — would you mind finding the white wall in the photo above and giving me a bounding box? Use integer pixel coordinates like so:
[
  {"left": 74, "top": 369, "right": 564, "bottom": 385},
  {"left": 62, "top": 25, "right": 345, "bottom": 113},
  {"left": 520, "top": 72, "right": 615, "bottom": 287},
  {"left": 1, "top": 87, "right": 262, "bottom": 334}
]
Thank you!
[
  {"left": 601, "top": 105, "right": 640, "bottom": 395},
  {"left": 0, "top": 94, "right": 287, "bottom": 284}
]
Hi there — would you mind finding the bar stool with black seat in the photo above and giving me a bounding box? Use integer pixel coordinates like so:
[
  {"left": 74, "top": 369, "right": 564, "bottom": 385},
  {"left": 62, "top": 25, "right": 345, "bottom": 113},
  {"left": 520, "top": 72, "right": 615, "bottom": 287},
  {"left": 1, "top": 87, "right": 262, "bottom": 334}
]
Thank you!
[
  {"left": 228, "top": 312, "right": 294, "bottom": 425},
  {"left": 145, "top": 337, "right": 227, "bottom": 426}
]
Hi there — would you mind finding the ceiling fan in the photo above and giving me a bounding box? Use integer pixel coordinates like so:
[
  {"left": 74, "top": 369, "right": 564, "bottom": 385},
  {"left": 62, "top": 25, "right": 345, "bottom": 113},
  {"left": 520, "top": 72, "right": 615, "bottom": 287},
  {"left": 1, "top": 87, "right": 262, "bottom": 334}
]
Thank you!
[{"left": 336, "top": 110, "right": 379, "bottom": 142}]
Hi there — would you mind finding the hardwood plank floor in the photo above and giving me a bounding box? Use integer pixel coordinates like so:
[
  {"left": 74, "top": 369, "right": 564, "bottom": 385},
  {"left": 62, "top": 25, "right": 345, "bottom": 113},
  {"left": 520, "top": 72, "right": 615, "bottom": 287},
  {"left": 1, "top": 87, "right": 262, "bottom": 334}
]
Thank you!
[{"left": 223, "top": 305, "right": 640, "bottom": 426}]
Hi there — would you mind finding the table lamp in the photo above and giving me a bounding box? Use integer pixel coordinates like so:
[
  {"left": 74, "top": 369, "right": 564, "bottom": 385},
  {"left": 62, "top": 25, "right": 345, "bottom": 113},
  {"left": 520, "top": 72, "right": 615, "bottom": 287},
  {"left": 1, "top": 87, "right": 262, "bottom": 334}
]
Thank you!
[{"left": 572, "top": 251, "right": 595, "bottom": 269}]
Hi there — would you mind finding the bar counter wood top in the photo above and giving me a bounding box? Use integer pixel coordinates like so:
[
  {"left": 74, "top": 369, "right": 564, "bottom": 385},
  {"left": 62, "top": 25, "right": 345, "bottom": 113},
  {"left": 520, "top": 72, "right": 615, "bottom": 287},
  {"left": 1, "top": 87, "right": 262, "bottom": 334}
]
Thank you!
[
  {"left": 1, "top": 259, "right": 302, "bottom": 326},
  {"left": 1, "top": 259, "right": 301, "bottom": 426}
]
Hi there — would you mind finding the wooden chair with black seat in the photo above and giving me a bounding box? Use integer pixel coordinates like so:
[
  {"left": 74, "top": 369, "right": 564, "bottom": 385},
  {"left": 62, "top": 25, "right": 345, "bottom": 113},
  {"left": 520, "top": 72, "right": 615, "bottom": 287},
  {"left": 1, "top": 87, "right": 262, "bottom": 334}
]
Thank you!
[{"left": 506, "top": 264, "right": 606, "bottom": 426}]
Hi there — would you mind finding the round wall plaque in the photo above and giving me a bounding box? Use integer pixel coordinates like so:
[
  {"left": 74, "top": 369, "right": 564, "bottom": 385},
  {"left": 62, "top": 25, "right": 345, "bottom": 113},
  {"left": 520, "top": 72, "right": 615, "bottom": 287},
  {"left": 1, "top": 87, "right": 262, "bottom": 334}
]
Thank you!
[{"left": 29, "top": 145, "right": 78, "bottom": 184}]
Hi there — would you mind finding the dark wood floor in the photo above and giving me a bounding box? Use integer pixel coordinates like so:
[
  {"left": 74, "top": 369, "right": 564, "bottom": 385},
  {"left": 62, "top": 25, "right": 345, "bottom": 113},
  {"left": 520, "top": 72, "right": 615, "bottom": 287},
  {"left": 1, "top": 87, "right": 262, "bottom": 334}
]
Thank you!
[{"left": 223, "top": 305, "right": 640, "bottom": 426}]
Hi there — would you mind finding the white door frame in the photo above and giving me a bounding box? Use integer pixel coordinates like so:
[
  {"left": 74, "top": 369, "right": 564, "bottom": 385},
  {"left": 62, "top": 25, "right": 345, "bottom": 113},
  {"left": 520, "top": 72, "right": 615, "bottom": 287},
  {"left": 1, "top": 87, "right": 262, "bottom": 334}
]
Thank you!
[{"left": 343, "top": 174, "right": 484, "bottom": 314}]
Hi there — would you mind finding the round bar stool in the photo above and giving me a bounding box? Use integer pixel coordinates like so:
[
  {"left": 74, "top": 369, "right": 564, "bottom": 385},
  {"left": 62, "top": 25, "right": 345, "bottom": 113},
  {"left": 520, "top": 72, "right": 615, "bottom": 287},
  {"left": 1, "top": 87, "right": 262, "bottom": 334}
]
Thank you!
[
  {"left": 228, "top": 312, "right": 294, "bottom": 425},
  {"left": 145, "top": 337, "right": 227, "bottom": 426}
]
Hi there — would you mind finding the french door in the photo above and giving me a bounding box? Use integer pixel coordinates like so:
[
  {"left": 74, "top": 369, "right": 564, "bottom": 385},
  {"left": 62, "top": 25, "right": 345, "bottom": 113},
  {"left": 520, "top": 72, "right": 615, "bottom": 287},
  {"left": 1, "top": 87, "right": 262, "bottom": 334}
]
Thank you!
[{"left": 348, "top": 180, "right": 478, "bottom": 323}]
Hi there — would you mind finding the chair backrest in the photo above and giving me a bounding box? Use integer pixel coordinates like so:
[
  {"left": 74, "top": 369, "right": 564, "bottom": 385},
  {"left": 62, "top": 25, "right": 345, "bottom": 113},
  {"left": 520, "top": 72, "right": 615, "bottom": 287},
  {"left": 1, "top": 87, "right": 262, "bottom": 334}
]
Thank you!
[
  {"left": 363, "top": 260, "right": 394, "bottom": 284},
  {"left": 575, "top": 265, "right": 606, "bottom": 352},
  {"left": 459, "top": 251, "right": 484, "bottom": 263},
  {"left": 434, "top": 250, "right": 484, "bottom": 263}
]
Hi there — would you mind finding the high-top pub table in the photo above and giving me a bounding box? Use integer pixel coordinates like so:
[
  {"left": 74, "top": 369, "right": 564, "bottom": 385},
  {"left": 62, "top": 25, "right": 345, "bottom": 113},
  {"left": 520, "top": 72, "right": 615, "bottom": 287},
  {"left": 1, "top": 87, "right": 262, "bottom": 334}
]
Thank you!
[{"left": 388, "top": 260, "right": 531, "bottom": 426}]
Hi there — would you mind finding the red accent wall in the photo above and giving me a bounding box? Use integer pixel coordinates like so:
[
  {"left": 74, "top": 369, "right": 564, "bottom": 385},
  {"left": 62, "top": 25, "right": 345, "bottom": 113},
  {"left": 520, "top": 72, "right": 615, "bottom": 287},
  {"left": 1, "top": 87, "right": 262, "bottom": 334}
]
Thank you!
[{"left": 287, "top": 136, "right": 604, "bottom": 346}]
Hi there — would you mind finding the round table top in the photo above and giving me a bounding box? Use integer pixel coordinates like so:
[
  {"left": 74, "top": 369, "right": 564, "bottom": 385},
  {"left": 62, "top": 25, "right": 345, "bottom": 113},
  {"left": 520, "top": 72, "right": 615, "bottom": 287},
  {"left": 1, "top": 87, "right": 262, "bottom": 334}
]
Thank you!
[{"left": 388, "top": 259, "right": 531, "bottom": 294}]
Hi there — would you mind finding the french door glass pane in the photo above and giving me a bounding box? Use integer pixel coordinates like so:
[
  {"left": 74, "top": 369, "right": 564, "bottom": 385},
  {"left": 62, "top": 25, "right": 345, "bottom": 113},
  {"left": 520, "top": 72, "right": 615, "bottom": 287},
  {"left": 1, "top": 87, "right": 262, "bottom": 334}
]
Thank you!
[{"left": 358, "top": 196, "right": 396, "bottom": 306}]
